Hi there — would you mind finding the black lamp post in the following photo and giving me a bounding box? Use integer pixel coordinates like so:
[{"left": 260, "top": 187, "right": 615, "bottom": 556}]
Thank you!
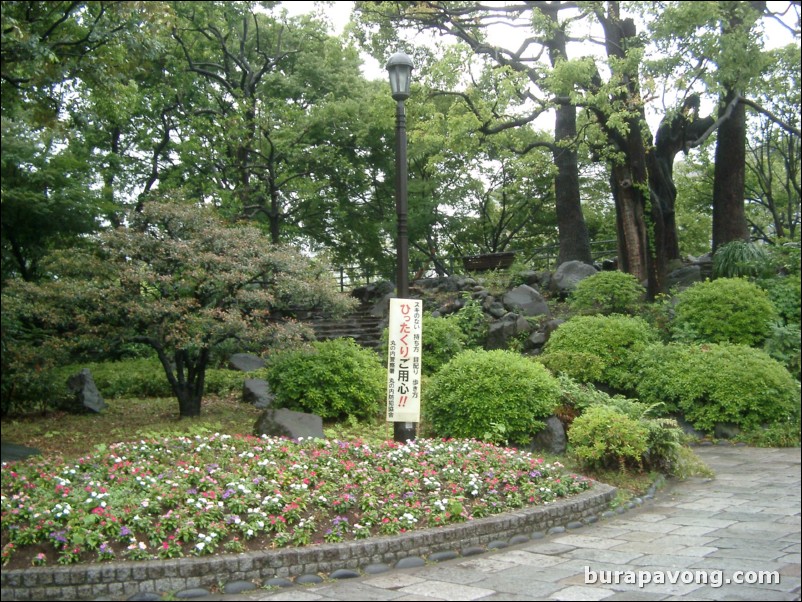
[
  {"left": 386, "top": 51, "right": 413, "bottom": 299},
  {"left": 387, "top": 51, "right": 416, "bottom": 443}
]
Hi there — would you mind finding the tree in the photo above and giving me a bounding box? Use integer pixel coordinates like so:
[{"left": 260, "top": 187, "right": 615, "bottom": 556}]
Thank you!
[
  {"left": 646, "top": 1, "right": 800, "bottom": 250},
  {"left": 2, "top": 199, "right": 353, "bottom": 417},
  {"left": 744, "top": 44, "right": 801, "bottom": 241},
  {"left": 170, "top": 2, "right": 370, "bottom": 244},
  {"left": 353, "top": 1, "right": 593, "bottom": 266},
  {"left": 0, "top": 1, "right": 142, "bottom": 281}
]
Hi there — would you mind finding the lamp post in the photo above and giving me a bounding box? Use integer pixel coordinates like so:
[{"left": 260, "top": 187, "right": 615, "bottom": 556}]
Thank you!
[
  {"left": 387, "top": 51, "right": 416, "bottom": 444},
  {"left": 386, "top": 51, "right": 413, "bottom": 299}
]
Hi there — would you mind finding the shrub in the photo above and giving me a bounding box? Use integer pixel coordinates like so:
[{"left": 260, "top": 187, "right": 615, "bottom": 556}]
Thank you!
[
  {"left": 381, "top": 314, "right": 465, "bottom": 376},
  {"left": 553, "top": 373, "right": 629, "bottom": 418},
  {"left": 451, "top": 294, "right": 489, "bottom": 349},
  {"left": 759, "top": 274, "right": 801, "bottom": 326},
  {"left": 424, "top": 349, "right": 560, "bottom": 445},
  {"left": 713, "top": 240, "right": 772, "bottom": 279},
  {"left": 568, "top": 405, "right": 649, "bottom": 472},
  {"left": 265, "top": 338, "right": 385, "bottom": 421},
  {"left": 635, "top": 343, "right": 800, "bottom": 433},
  {"left": 568, "top": 271, "right": 645, "bottom": 315},
  {"left": 47, "top": 359, "right": 254, "bottom": 401},
  {"left": 540, "top": 315, "right": 659, "bottom": 393},
  {"left": 764, "top": 322, "right": 801, "bottom": 381},
  {"left": 556, "top": 376, "right": 686, "bottom": 474},
  {"left": 671, "top": 278, "right": 777, "bottom": 346}
]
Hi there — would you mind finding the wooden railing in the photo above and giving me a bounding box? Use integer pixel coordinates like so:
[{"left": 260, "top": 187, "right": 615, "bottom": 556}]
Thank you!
[{"left": 332, "top": 239, "right": 619, "bottom": 291}]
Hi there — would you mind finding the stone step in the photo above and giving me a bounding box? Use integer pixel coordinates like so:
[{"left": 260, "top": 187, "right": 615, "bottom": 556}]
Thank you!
[{"left": 306, "top": 303, "right": 385, "bottom": 350}]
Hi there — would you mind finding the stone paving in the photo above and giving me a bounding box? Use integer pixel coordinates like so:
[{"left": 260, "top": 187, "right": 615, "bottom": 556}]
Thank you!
[{"left": 201, "top": 445, "right": 801, "bottom": 602}]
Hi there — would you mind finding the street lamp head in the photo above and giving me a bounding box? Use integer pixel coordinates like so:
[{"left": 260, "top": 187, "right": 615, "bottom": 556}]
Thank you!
[{"left": 386, "top": 51, "right": 414, "bottom": 101}]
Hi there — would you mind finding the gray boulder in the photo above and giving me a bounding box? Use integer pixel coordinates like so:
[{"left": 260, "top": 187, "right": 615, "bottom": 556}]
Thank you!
[
  {"left": 667, "top": 265, "right": 701, "bottom": 290},
  {"left": 525, "top": 331, "right": 548, "bottom": 350},
  {"left": 243, "top": 379, "right": 274, "bottom": 409},
  {"left": 66, "top": 368, "right": 107, "bottom": 413},
  {"left": 486, "top": 313, "right": 532, "bottom": 350},
  {"left": 714, "top": 422, "right": 741, "bottom": 440},
  {"left": 229, "top": 353, "right": 265, "bottom": 372},
  {"left": 530, "top": 416, "right": 567, "bottom": 455},
  {"left": 551, "top": 260, "right": 597, "bottom": 296},
  {"left": 254, "top": 408, "right": 325, "bottom": 440},
  {"left": 502, "top": 284, "right": 550, "bottom": 317},
  {"left": 1, "top": 441, "right": 41, "bottom": 462}
]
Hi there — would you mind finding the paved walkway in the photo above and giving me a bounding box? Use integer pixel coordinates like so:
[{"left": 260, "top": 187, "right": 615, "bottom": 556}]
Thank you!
[{"left": 205, "top": 445, "right": 800, "bottom": 602}]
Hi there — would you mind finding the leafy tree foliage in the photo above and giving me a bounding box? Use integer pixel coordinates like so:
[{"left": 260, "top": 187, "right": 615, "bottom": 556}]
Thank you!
[{"left": 1, "top": 199, "right": 353, "bottom": 417}]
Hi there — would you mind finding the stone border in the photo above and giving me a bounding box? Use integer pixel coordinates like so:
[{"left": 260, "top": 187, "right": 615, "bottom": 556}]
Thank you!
[{"left": 1, "top": 483, "right": 615, "bottom": 601}]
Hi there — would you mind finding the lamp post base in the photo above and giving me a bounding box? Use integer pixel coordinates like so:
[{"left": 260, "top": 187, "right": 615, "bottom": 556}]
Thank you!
[{"left": 393, "top": 422, "right": 416, "bottom": 443}]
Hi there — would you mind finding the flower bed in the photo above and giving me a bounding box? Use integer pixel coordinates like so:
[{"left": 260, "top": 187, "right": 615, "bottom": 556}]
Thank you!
[{"left": 1, "top": 434, "right": 591, "bottom": 569}]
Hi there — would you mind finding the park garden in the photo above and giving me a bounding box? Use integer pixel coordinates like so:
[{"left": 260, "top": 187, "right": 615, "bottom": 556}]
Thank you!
[{"left": 1, "top": 0, "right": 800, "bottom": 572}]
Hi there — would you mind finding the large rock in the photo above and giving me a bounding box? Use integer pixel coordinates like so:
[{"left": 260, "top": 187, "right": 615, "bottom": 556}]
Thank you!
[
  {"left": 353, "top": 280, "right": 394, "bottom": 304},
  {"left": 502, "top": 284, "right": 550, "bottom": 317},
  {"left": 551, "top": 260, "right": 597, "bottom": 296},
  {"left": 66, "top": 368, "right": 107, "bottom": 413},
  {"left": 667, "top": 265, "right": 701, "bottom": 290},
  {"left": 486, "top": 313, "right": 532, "bottom": 350},
  {"left": 229, "top": 353, "right": 265, "bottom": 372},
  {"left": 254, "top": 408, "right": 325, "bottom": 440},
  {"left": 529, "top": 416, "right": 567, "bottom": 455},
  {"left": 243, "top": 379, "right": 274, "bottom": 409},
  {"left": 1, "top": 441, "right": 41, "bottom": 462}
]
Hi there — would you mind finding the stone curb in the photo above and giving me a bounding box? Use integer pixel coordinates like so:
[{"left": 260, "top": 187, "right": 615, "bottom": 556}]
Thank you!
[{"left": 1, "top": 483, "right": 615, "bottom": 601}]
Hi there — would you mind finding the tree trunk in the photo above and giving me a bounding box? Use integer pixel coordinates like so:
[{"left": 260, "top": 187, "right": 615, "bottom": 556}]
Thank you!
[
  {"left": 651, "top": 97, "right": 715, "bottom": 261},
  {"left": 547, "top": 14, "right": 592, "bottom": 266},
  {"left": 712, "top": 90, "right": 750, "bottom": 251},
  {"left": 155, "top": 346, "right": 208, "bottom": 418},
  {"left": 598, "top": 3, "right": 665, "bottom": 298},
  {"left": 554, "top": 101, "right": 593, "bottom": 265}
]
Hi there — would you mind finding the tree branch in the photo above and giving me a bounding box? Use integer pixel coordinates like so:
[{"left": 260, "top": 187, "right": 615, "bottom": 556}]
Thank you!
[{"left": 740, "top": 97, "right": 802, "bottom": 138}]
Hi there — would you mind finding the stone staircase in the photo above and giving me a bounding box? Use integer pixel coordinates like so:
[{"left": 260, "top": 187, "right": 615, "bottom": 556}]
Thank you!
[{"left": 307, "top": 302, "right": 385, "bottom": 350}]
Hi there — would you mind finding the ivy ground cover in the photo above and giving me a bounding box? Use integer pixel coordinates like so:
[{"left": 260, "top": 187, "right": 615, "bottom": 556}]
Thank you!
[{"left": 1, "top": 434, "right": 591, "bottom": 569}]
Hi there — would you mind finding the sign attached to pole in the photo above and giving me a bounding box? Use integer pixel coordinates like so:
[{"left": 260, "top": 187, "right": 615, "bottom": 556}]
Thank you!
[{"left": 386, "top": 298, "right": 422, "bottom": 423}]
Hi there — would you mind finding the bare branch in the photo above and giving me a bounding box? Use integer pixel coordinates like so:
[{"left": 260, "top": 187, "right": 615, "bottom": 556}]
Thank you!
[{"left": 740, "top": 97, "right": 802, "bottom": 138}]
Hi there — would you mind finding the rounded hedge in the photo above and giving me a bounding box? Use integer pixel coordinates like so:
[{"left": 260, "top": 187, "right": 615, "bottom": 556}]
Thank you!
[
  {"left": 671, "top": 277, "right": 777, "bottom": 346},
  {"left": 635, "top": 342, "right": 800, "bottom": 433},
  {"left": 265, "top": 338, "right": 385, "bottom": 421},
  {"left": 540, "top": 315, "right": 659, "bottom": 393},
  {"left": 424, "top": 349, "right": 560, "bottom": 445},
  {"left": 568, "top": 271, "right": 646, "bottom": 315}
]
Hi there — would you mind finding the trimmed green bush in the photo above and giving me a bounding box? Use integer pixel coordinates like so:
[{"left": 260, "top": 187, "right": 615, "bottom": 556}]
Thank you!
[
  {"left": 424, "top": 349, "right": 560, "bottom": 445},
  {"left": 568, "top": 405, "right": 649, "bottom": 472},
  {"left": 568, "top": 271, "right": 646, "bottom": 315},
  {"left": 265, "top": 338, "right": 385, "bottom": 421},
  {"left": 671, "top": 278, "right": 777, "bottom": 346},
  {"left": 635, "top": 342, "right": 801, "bottom": 433},
  {"left": 540, "top": 315, "right": 659, "bottom": 393}
]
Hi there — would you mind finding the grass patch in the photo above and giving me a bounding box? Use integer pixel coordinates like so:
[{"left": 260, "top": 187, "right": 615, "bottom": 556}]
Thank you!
[{"left": 1, "top": 395, "right": 262, "bottom": 461}]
